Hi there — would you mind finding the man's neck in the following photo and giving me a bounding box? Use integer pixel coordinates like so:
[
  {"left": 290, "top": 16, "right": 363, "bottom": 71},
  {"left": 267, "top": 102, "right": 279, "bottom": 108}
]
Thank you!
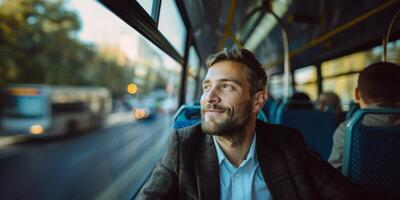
[{"left": 214, "top": 123, "right": 255, "bottom": 167}]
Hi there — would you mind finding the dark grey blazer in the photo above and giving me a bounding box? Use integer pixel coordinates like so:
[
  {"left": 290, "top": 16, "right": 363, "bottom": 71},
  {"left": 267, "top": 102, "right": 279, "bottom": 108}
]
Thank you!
[{"left": 137, "top": 120, "right": 367, "bottom": 200}]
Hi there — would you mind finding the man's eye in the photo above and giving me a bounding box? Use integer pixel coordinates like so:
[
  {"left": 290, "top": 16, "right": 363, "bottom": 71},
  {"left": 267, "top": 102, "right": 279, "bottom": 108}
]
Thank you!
[
  {"left": 203, "top": 85, "right": 210, "bottom": 91},
  {"left": 222, "top": 84, "right": 234, "bottom": 90}
]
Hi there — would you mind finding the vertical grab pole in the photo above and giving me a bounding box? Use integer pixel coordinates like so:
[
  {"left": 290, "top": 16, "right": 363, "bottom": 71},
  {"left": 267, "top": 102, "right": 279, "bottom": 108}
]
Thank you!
[
  {"left": 382, "top": 7, "right": 400, "bottom": 62},
  {"left": 269, "top": 10, "right": 291, "bottom": 98}
]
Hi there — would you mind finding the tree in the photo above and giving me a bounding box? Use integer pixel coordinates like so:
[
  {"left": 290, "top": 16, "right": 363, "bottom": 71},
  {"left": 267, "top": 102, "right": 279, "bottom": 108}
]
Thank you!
[{"left": 0, "top": 0, "right": 92, "bottom": 86}]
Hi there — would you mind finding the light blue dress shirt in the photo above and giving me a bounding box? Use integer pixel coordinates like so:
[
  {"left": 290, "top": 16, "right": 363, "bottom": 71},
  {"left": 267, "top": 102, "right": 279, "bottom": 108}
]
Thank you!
[{"left": 213, "top": 134, "right": 271, "bottom": 200}]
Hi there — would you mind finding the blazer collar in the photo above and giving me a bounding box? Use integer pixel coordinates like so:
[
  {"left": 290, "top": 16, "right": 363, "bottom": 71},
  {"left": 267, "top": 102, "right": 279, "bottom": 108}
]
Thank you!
[
  {"left": 193, "top": 121, "right": 297, "bottom": 200},
  {"left": 194, "top": 132, "right": 220, "bottom": 200}
]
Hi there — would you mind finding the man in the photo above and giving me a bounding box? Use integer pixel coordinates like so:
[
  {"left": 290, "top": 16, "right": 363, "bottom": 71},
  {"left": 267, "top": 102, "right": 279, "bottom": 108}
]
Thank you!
[
  {"left": 138, "top": 48, "right": 367, "bottom": 199},
  {"left": 328, "top": 62, "right": 400, "bottom": 169}
]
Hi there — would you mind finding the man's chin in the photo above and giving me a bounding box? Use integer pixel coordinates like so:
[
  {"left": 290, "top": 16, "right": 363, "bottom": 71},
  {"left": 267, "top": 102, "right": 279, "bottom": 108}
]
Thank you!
[
  {"left": 201, "top": 120, "right": 235, "bottom": 136},
  {"left": 201, "top": 121, "right": 218, "bottom": 135}
]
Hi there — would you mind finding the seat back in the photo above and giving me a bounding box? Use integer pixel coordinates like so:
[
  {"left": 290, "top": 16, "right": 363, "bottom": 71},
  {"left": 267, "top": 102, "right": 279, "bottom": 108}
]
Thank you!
[
  {"left": 342, "top": 109, "right": 400, "bottom": 197},
  {"left": 346, "top": 101, "right": 360, "bottom": 120},
  {"left": 276, "top": 101, "right": 336, "bottom": 160},
  {"left": 262, "top": 99, "right": 278, "bottom": 122},
  {"left": 173, "top": 105, "right": 201, "bottom": 129}
]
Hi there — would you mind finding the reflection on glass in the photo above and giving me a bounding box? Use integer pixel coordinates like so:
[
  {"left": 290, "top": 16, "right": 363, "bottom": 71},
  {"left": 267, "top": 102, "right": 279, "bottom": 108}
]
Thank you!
[{"left": 158, "top": 0, "right": 187, "bottom": 55}]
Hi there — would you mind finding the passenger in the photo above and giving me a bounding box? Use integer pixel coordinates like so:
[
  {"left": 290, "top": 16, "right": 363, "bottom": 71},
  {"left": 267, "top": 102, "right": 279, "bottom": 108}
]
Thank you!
[
  {"left": 291, "top": 91, "right": 311, "bottom": 101},
  {"left": 138, "top": 48, "right": 373, "bottom": 199},
  {"left": 287, "top": 91, "right": 314, "bottom": 109},
  {"left": 328, "top": 62, "right": 400, "bottom": 169},
  {"left": 316, "top": 91, "right": 346, "bottom": 124}
]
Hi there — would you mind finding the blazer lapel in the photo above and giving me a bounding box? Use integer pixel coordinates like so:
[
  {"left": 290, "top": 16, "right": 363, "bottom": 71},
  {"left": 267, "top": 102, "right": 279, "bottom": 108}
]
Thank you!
[
  {"left": 255, "top": 121, "right": 299, "bottom": 200},
  {"left": 194, "top": 134, "right": 220, "bottom": 200}
]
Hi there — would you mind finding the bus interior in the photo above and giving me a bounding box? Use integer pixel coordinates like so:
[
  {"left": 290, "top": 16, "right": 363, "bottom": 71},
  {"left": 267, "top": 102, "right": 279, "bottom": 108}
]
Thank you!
[{"left": 0, "top": 0, "right": 399, "bottom": 199}]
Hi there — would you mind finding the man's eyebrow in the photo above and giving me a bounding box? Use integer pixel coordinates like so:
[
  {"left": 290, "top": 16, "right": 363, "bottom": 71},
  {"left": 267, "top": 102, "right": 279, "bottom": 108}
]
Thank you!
[
  {"left": 202, "top": 78, "right": 243, "bottom": 87},
  {"left": 202, "top": 80, "right": 210, "bottom": 85},
  {"left": 218, "top": 78, "right": 243, "bottom": 87}
]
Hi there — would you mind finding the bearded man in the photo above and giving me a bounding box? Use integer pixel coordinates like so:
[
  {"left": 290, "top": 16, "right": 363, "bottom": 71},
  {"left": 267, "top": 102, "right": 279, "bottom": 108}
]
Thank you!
[{"left": 137, "top": 48, "right": 372, "bottom": 200}]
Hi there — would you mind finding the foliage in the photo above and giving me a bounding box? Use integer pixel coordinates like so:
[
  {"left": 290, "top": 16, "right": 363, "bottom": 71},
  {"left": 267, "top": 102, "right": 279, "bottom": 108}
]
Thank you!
[{"left": 0, "top": 0, "right": 135, "bottom": 97}]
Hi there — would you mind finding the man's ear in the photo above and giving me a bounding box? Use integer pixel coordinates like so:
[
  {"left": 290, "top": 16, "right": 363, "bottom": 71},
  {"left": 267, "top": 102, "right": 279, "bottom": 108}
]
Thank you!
[{"left": 253, "top": 91, "right": 267, "bottom": 112}]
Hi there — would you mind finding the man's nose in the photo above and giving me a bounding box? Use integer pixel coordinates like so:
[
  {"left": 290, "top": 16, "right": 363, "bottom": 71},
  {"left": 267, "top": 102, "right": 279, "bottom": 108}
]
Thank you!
[{"left": 203, "top": 87, "right": 221, "bottom": 104}]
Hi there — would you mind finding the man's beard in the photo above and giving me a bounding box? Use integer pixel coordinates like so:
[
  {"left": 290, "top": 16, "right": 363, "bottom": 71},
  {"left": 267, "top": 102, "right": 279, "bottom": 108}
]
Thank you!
[{"left": 201, "top": 102, "right": 252, "bottom": 139}]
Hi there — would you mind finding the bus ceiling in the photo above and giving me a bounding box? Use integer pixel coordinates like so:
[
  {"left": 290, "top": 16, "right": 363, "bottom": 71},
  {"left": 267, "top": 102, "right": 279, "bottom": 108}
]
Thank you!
[
  {"left": 100, "top": 0, "right": 400, "bottom": 73},
  {"left": 182, "top": 0, "right": 400, "bottom": 71}
]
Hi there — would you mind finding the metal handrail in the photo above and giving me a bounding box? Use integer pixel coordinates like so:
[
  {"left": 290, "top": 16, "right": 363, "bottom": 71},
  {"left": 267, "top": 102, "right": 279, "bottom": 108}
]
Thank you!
[{"left": 382, "top": 7, "right": 400, "bottom": 62}]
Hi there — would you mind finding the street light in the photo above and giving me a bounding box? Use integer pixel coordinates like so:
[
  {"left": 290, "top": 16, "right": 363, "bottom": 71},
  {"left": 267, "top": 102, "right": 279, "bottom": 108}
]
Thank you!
[{"left": 127, "top": 83, "right": 138, "bottom": 94}]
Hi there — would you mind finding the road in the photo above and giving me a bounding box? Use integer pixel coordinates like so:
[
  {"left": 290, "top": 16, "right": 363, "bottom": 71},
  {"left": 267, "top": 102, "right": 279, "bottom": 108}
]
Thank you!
[{"left": 0, "top": 114, "right": 172, "bottom": 200}]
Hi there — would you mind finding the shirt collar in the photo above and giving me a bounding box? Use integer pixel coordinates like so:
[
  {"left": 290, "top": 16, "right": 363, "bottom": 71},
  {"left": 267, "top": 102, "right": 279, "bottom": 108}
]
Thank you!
[{"left": 213, "top": 133, "right": 257, "bottom": 166}]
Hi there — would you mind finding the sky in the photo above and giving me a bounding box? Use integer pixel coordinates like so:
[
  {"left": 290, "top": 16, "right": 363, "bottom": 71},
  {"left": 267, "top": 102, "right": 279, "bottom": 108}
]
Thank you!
[
  {"left": 66, "top": 0, "right": 140, "bottom": 60},
  {"left": 65, "top": 0, "right": 185, "bottom": 70}
]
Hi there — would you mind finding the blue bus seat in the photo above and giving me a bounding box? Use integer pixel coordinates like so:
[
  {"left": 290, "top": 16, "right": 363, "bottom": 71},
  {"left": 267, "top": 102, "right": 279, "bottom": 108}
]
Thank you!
[
  {"left": 346, "top": 101, "right": 360, "bottom": 120},
  {"left": 342, "top": 109, "right": 400, "bottom": 198},
  {"left": 275, "top": 101, "right": 336, "bottom": 160},
  {"left": 173, "top": 105, "right": 201, "bottom": 129},
  {"left": 262, "top": 99, "right": 278, "bottom": 123},
  {"left": 173, "top": 105, "right": 268, "bottom": 129}
]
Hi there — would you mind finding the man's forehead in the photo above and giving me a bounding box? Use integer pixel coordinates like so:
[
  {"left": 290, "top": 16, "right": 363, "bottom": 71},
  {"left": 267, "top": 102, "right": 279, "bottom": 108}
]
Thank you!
[{"left": 204, "top": 61, "right": 247, "bottom": 80}]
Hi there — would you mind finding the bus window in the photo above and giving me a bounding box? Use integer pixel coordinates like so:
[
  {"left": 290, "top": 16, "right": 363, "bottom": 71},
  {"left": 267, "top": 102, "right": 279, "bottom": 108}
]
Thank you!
[
  {"left": 158, "top": 0, "right": 187, "bottom": 56},
  {"left": 320, "top": 39, "right": 400, "bottom": 109},
  {"left": 186, "top": 46, "right": 200, "bottom": 104},
  {"left": 294, "top": 66, "right": 318, "bottom": 100},
  {"left": 4, "top": 94, "right": 47, "bottom": 118},
  {"left": 269, "top": 74, "right": 285, "bottom": 100}
]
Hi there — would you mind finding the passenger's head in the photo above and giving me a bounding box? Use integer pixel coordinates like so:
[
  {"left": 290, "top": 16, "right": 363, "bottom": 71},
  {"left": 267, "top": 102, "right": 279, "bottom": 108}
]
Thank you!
[
  {"left": 290, "top": 92, "right": 311, "bottom": 102},
  {"left": 316, "top": 91, "right": 342, "bottom": 114},
  {"left": 355, "top": 62, "right": 400, "bottom": 108},
  {"left": 200, "top": 48, "right": 267, "bottom": 137},
  {"left": 287, "top": 92, "right": 313, "bottom": 109}
]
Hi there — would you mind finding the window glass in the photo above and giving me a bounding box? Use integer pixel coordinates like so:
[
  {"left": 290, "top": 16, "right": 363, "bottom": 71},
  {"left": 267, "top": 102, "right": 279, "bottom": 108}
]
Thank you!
[
  {"left": 269, "top": 74, "right": 284, "bottom": 100},
  {"left": 136, "top": 0, "right": 153, "bottom": 16},
  {"left": 383, "top": 39, "right": 400, "bottom": 63},
  {"left": 320, "top": 39, "right": 400, "bottom": 110},
  {"left": 294, "top": 66, "right": 317, "bottom": 100},
  {"left": 188, "top": 46, "right": 200, "bottom": 78},
  {"left": 186, "top": 77, "right": 196, "bottom": 104},
  {"left": 186, "top": 46, "right": 200, "bottom": 103},
  {"left": 158, "top": 0, "right": 187, "bottom": 55},
  {"left": 323, "top": 74, "right": 358, "bottom": 110},
  {"left": 321, "top": 48, "right": 380, "bottom": 78},
  {"left": 4, "top": 95, "right": 46, "bottom": 118},
  {"left": 0, "top": 0, "right": 180, "bottom": 198}
]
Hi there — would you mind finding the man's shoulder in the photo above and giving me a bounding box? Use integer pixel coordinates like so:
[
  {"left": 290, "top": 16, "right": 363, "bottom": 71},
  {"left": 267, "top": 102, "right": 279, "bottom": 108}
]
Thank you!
[
  {"left": 175, "top": 123, "right": 203, "bottom": 140},
  {"left": 256, "top": 120, "right": 301, "bottom": 135},
  {"left": 173, "top": 123, "right": 210, "bottom": 152},
  {"left": 256, "top": 120, "right": 304, "bottom": 144}
]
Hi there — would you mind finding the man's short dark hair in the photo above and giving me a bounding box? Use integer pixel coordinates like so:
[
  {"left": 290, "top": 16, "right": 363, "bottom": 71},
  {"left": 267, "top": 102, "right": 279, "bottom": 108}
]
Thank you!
[
  {"left": 206, "top": 48, "right": 267, "bottom": 95},
  {"left": 358, "top": 62, "right": 400, "bottom": 103}
]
